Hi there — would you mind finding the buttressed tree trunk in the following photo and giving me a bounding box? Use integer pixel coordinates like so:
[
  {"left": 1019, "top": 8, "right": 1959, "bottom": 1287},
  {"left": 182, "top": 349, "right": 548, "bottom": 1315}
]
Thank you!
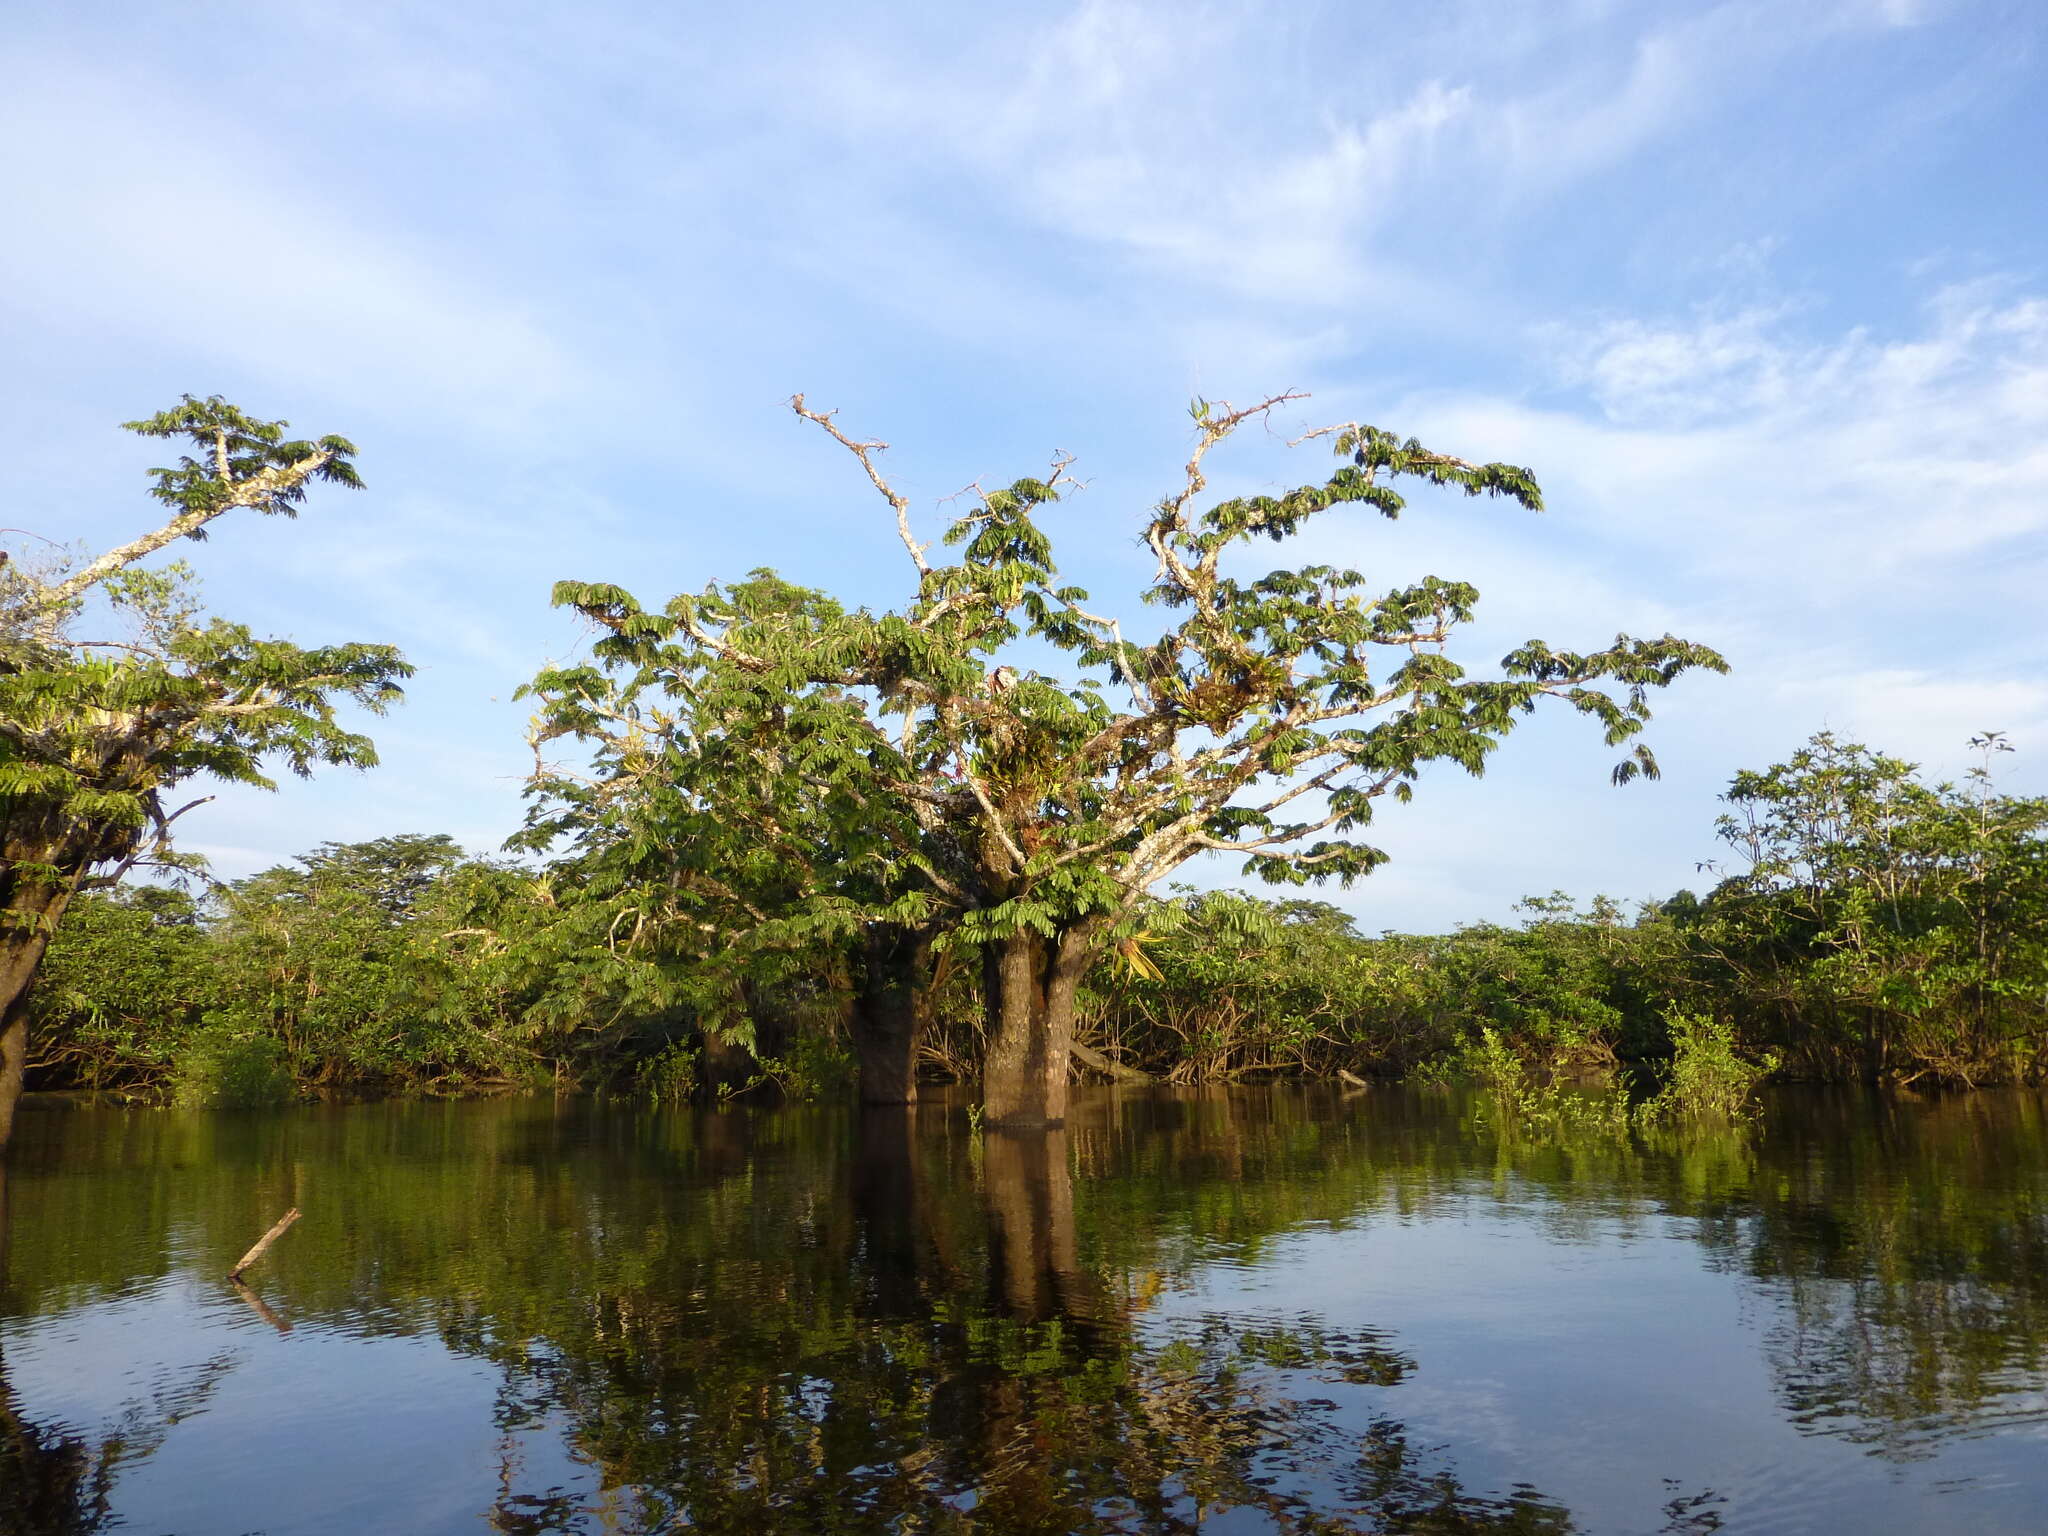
[
  {"left": 854, "top": 925, "right": 928, "bottom": 1105},
  {"left": 981, "top": 927, "right": 1097, "bottom": 1129}
]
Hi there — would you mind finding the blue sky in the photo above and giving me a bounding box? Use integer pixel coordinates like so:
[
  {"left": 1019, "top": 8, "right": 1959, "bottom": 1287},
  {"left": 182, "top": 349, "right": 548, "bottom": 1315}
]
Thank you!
[{"left": 9, "top": 0, "right": 2044, "bottom": 930}]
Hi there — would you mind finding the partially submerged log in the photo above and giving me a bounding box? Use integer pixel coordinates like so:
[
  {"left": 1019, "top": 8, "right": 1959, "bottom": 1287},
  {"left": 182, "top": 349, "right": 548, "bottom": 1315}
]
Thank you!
[
  {"left": 1336, "top": 1068, "right": 1370, "bottom": 1089},
  {"left": 227, "top": 1207, "right": 300, "bottom": 1281}
]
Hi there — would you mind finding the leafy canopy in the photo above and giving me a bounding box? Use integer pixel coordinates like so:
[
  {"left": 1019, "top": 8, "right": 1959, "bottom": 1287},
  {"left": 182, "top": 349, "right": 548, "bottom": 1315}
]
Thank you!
[
  {"left": 523, "top": 394, "right": 1726, "bottom": 960},
  {"left": 0, "top": 396, "right": 408, "bottom": 895}
]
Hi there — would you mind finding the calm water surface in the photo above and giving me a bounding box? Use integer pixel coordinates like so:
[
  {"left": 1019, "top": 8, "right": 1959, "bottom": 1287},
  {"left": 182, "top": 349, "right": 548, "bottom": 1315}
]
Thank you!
[{"left": 1, "top": 1086, "right": 2045, "bottom": 1534}]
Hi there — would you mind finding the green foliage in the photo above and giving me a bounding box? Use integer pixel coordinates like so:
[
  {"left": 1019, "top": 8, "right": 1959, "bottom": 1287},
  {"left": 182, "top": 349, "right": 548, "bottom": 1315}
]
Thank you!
[
  {"left": 1464, "top": 1026, "right": 1529, "bottom": 1100},
  {"left": 634, "top": 1041, "right": 699, "bottom": 1104},
  {"left": 1064, "top": 884, "right": 1685, "bottom": 1085},
  {"left": 26, "top": 886, "right": 213, "bottom": 1092},
  {"left": 1637, "top": 1010, "right": 1775, "bottom": 1123},
  {"left": 8, "top": 414, "right": 2027, "bottom": 1118},
  {"left": 754, "top": 1033, "right": 854, "bottom": 1101},
  {"left": 123, "top": 394, "right": 363, "bottom": 524},
  {"left": 1458, "top": 1027, "right": 1637, "bottom": 1137},
  {"left": 29, "top": 727, "right": 2043, "bottom": 1109},
  {"left": 198, "top": 839, "right": 691, "bottom": 1096},
  {"left": 170, "top": 1024, "right": 293, "bottom": 1109},
  {"left": 1691, "top": 731, "right": 2048, "bottom": 1085},
  {"left": 0, "top": 396, "right": 408, "bottom": 1143},
  {"left": 29, "top": 834, "right": 843, "bottom": 1105},
  {"left": 517, "top": 395, "right": 1723, "bottom": 1103}
]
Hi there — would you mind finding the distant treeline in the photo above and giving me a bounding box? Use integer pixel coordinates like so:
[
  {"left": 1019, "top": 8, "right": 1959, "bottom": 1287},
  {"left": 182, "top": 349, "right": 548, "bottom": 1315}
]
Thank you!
[{"left": 26, "top": 731, "right": 2046, "bottom": 1106}]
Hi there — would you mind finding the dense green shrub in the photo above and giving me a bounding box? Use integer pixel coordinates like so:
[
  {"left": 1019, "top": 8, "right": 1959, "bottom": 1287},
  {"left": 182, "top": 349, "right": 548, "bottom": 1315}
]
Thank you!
[
  {"left": 26, "top": 886, "right": 215, "bottom": 1093},
  {"left": 171, "top": 1026, "right": 294, "bottom": 1109},
  {"left": 1638, "top": 1010, "right": 1775, "bottom": 1122}
]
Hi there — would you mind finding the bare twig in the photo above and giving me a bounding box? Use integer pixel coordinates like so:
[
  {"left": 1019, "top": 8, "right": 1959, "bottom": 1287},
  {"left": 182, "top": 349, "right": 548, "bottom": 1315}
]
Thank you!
[{"left": 790, "top": 394, "right": 929, "bottom": 577}]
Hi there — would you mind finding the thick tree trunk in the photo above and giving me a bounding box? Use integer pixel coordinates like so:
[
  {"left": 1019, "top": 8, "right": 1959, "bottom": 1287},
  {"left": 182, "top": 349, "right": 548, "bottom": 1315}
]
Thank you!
[
  {"left": 0, "top": 1017, "right": 25, "bottom": 1162},
  {"left": 0, "top": 886, "right": 70, "bottom": 1159},
  {"left": 852, "top": 926, "right": 929, "bottom": 1105},
  {"left": 981, "top": 927, "right": 1096, "bottom": 1129}
]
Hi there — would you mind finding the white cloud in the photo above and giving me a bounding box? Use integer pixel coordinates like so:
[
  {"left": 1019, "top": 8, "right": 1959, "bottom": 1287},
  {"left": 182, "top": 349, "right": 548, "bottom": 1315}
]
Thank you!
[
  {"left": 785, "top": 0, "right": 1941, "bottom": 334},
  {"left": 805, "top": 2, "right": 1476, "bottom": 305},
  {"left": 1420, "top": 281, "right": 2048, "bottom": 580},
  {"left": 0, "top": 66, "right": 595, "bottom": 438},
  {"left": 1770, "top": 668, "right": 2048, "bottom": 769},
  {"left": 4, "top": 0, "right": 2034, "bottom": 927},
  {"left": 1441, "top": 284, "right": 2040, "bottom": 773}
]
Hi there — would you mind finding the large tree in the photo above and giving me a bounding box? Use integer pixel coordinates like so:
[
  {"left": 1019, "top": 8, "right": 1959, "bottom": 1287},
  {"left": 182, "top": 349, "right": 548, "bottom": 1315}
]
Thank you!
[
  {"left": 533, "top": 393, "right": 1726, "bottom": 1124},
  {"left": 0, "top": 397, "right": 408, "bottom": 1150}
]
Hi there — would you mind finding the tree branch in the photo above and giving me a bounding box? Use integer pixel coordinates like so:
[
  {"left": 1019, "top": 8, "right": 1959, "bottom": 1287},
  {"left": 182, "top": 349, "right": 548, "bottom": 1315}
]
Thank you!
[
  {"left": 41, "top": 451, "right": 335, "bottom": 616},
  {"left": 790, "top": 394, "right": 929, "bottom": 577}
]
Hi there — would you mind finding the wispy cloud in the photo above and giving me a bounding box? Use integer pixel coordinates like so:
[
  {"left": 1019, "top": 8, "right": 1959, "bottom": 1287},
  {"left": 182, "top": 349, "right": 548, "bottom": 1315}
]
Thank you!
[
  {"left": 0, "top": 65, "right": 596, "bottom": 439},
  {"left": 1377, "top": 278, "right": 2048, "bottom": 799},
  {"left": 3, "top": 0, "right": 2040, "bottom": 924}
]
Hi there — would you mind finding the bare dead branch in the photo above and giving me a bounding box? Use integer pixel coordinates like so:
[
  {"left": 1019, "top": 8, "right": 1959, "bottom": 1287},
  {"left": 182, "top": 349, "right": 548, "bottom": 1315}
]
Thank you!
[{"left": 790, "top": 394, "right": 929, "bottom": 577}]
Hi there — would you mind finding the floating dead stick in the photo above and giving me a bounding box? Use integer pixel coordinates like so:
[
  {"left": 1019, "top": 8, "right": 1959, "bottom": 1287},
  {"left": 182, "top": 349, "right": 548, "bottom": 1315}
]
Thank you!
[
  {"left": 1337, "top": 1068, "right": 1370, "bottom": 1089},
  {"left": 227, "top": 1207, "right": 301, "bottom": 1281}
]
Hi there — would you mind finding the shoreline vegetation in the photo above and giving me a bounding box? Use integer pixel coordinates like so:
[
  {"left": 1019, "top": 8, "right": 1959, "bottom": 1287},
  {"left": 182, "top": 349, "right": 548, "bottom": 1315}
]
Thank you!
[
  {"left": 5, "top": 398, "right": 2041, "bottom": 1139},
  {"left": 29, "top": 723, "right": 2047, "bottom": 1114}
]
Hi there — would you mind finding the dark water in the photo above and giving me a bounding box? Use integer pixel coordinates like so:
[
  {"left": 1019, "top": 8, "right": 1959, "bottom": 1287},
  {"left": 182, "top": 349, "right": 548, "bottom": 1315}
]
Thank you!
[{"left": 1, "top": 1087, "right": 2045, "bottom": 1535}]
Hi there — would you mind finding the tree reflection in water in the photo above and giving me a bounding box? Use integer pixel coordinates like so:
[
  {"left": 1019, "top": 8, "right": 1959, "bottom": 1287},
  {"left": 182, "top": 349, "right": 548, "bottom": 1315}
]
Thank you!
[
  {"left": 0, "top": 1163, "right": 114, "bottom": 1536},
  {"left": 0, "top": 1379, "right": 116, "bottom": 1536},
  {"left": 0, "top": 1087, "right": 2044, "bottom": 1532},
  {"left": 467, "top": 1107, "right": 1578, "bottom": 1534}
]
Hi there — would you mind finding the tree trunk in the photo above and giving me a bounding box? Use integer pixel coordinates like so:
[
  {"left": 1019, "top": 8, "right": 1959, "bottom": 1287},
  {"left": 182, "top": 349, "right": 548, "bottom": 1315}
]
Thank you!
[
  {"left": 982, "top": 927, "right": 1096, "bottom": 1129},
  {"left": 0, "top": 1017, "right": 25, "bottom": 1162},
  {"left": 0, "top": 886, "right": 70, "bottom": 1158},
  {"left": 699, "top": 1023, "right": 755, "bottom": 1096},
  {"left": 853, "top": 926, "right": 929, "bottom": 1105}
]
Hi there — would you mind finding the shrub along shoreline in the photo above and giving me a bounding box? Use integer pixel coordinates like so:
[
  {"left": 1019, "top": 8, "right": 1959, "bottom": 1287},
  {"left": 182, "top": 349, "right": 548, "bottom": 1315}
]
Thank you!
[{"left": 26, "top": 732, "right": 2048, "bottom": 1110}]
